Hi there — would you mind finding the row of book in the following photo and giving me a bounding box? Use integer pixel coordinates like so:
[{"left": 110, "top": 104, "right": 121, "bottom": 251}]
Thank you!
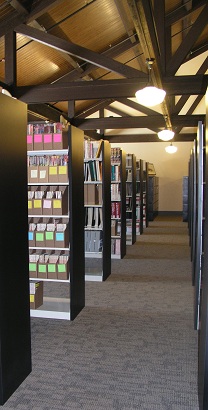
[
  {"left": 84, "top": 159, "right": 102, "bottom": 181},
  {"left": 111, "top": 164, "right": 120, "bottom": 181},
  {"left": 111, "top": 238, "right": 121, "bottom": 255},
  {"left": 28, "top": 155, "right": 68, "bottom": 166},
  {"left": 111, "top": 184, "right": 121, "bottom": 201},
  {"left": 111, "top": 201, "right": 121, "bottom": 219},
  {"left": 28, "top": 165, "right": 68, "bottom": 183},
  {"left": 111, "top": 147, "right": 121, "bottom": 163},
  {"left": 84, "top": 184, "right": 102, "bottom": 206},
  {"left": 111, "top": 219, "right": 121, "bottom": 237},
  {"left": 84, "top": 140, "right": 102, "bottom": 159},
  {"left": 85, "top": 230, "right": 103, "bottom": 253},
  {"left": 28, "top": 122, "right": 64, "bottom": 135},
  {"left": 28, "top": 186, "right": 68, "bottom": 215},
  {"left": 29, "top": 222, "right": 69, "bottom": 249},
  {"left": 29, "top": 252, "right": 69, "bottom": 280},
  {"left": 85, "top": 207, "right": 103, "bottom": 229}
]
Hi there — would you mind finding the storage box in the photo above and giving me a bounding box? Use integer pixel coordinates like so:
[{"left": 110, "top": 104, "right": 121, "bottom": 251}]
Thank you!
[
  {"left": 43, "top": 133, "right": 53, "bottom": 150},
  {"left": 28, "top": 166, "right": 38, "bottom": 183},
  {"left": 30, "top": 281, "right": 43, "bottom": 309},
  {"left": 27, "top": 134, "right": 33, "bottom": 151},
  {"left": 28, "top": 230, "right": 35, "bottom": 247},
  {"left": 45, "top": 231, "right": 55, "bottom": 247},
  {"left": 42, "top": 198, "right": 53, "bottom": 215},
  {"left": 37, "top": 263, "right": 47, "bottom": 279},
  {"left": 57, "top": 261, "right": 69, "bottom": 280},
  {"left": 53, "top": 132, "right": 68, "bottom": 150},
  {"left": 33, "top": 133, "right": 44, "bottom": 150},
  {"left": 48, "top": 166, "right": 59, "bottom": 183},
  {"left": 35, "top": 231, "right": 45, "bottom": 247},
  {"left": 58, "top": 165, "right": 68, "bottom": 183},
  {"left": 38, "top": 166, "right": 48, "bottom": 183},
  {"left": 55, "top": 228, "right": 69, "bottom": 248},
  {"left": 33, "top": 198, "right": 42, "bottom": 215},
  {"left": 29, "top": 262, "right": 38, "bottom": 278},
  {"left": 52, "top": 187, "right": 68, "bottom": 215},
  {"left": 28, "top": 199, "right": 33, "bottom": 215},
  {"left": 47, "top": 263, "right": 57, "bottom": 279}
]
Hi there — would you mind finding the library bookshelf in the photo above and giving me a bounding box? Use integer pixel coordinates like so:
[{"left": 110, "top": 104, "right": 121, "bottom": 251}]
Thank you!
[
  {"left": 126, "top": 154, "right": 136, "bottom": 245},
  {"left": 111, "top": 147, "right": 126, "bottom": 259},
  {"left": 84, "top": 139, "right": 111, "bottom": 281},
  {"left": 136, "top": 159, "right": 144, "bottom": 236},
  {"left": 27, "top": 123, "right": 85, "bottom": 320}
]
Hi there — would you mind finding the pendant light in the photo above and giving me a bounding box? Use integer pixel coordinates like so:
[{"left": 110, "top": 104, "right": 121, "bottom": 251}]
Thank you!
[
  {"left": 135, "top": 58, "right": 166, "bottom": 107},
  {"left": 165, "top": 143, "right": 177, "bottom": 154},
  {"left": 158, "top": 129, "right": 175, "bottom": 141}
]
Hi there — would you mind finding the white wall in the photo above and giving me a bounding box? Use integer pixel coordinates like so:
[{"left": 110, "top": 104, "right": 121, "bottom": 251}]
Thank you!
[{"left": 111, "top": 141, "right": 194, "bottom": 212}]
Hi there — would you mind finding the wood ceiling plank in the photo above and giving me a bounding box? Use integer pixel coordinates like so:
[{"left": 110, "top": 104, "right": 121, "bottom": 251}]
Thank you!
[
  {"left": 15, "top": 23, "right": 146, "bottom": 79},
  {"left": 166, "top": 3, "right": 208, "bottom": 75},
  {"left": 106, "top": 133, "right": 196, "bottom": 142}
]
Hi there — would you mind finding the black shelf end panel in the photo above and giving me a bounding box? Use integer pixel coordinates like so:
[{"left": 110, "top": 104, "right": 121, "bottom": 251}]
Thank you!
[
  {"left": 69, "top": 125, "right": 85, "bottom": 320},
  {"left": 0, "top": 94, "right": 31, "bottom": 404}
]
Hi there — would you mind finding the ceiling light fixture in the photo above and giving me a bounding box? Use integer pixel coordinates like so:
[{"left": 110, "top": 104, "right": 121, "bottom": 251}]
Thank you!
[
  {"left": 158, "top": 129, "right": 175, "bottom": 141},
  {"left": 165, "top": 143, "right": 178, "bottom": 154},
  {"left": 135, "top": 58, "right": 166, "bottom": 107}
]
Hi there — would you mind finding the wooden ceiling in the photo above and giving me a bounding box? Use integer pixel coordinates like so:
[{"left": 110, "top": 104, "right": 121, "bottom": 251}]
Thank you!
[{"left": 0, "top": 0, "right": 207, "bottom": 142}]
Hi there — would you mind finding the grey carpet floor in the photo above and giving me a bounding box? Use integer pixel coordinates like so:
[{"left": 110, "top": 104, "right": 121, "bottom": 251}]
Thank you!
[{"left": 2, "top": 216, "right": 199, "bottom": 409}]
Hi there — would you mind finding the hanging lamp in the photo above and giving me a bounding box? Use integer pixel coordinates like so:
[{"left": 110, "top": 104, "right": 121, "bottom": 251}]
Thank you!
[
  {"left": 158, "top": 129, "right": 175, "bottom": 141},
  {"left": 135, "top": 58, "right": 166, "bottom": 107},
  {"left": 165, "top": 143, "right": 177, "bottom": 154}
]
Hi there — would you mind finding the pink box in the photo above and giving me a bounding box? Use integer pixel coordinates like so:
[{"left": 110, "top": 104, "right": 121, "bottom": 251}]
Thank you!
[
  {"left": 43, "top": 133, "right": 53, "bottom": 150},
  {"left": 53, "top": 132, "right": 68, "bottom": 149},
  {"left": 27, "top": 134, "right": 33, "bottom": 151},
  {"left": 34, "top": 134, "right": 43, "bottom": 150}
]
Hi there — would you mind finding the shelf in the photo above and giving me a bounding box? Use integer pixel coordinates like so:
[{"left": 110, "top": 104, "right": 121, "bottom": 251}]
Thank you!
[
  {"left": 28, "top": 182, "right": 68, "bottom": 186},
  {"left": 28, "top": 150, "right": 68, "bottom": 155},
  {"left": 84, "top": 181, "right": 102, "bottom": 184},
  {"left": 84, "top": 227, "right": 102, "bottom": 231},
  {"left": 29, "top": 247, "right": 69, "bottom": 251},
  {"left": 30, "top": 297, "right": 71, "bottom": 320},
  {"left": 85, "top": 252, "right": 102, "bottom": 258},
  {"left": 30, "top": 278, "right": 69, "bottom": 283},
  {"left": 28, "top": 215, "right": 69, "bottom": 218}
]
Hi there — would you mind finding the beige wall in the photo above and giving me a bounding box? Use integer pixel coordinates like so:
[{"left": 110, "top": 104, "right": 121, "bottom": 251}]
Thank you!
[{"left": 111, "top": 141, "right": 194, "bottom": 212}]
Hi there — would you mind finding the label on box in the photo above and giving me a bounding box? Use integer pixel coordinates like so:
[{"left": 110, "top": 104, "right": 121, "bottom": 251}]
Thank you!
[
  {"left": 34, "top": 134, "right": 42, "bottom": 143},
  {"left": 34, "top": 200, "right": 41, "bottom": 208},
  {"left": 53, "top": 200, "right": 61, "bottom": 209},
  {"left": 31, "top": 169, "right": 38, "bottom": 178},
  {"left": 46, "top": 231, "right": 54, "bottom": 240},
  {"left": 28, "top": 231, "right": 34, "bottom": 240},
  {"left": 39, "top": 264, "right": 46, "bottom": 273},
  {"left": 58, "top": 264, "right": 66, "bottom": 272},
  {"left": 49, "top": 166, "right": 57, "bottom": 175},
  {"left": 48, "top": 264, "right": 56, "bottom": 272},
  {"left": 59, "top": 166, "right": 67, "bottom": 175},
  {"left": 44, "top": 134, "right": 52, "bottom": 143},
  {"left": 40, "top": 170, "right": 46, "bottom": 179},
  {"left": 43, "top": 199, "right": 51, "bottom": 209},
  {"left": 36, "top": 232, "right": 44, "bottom": 241},
  {"left": 30, "top": 295, "right": 35, "bottom": 303},
  {"left": 28, "top": 200, "right": 32, "bottom": 209},
  {"left": 53, "top": 133, "right": 62, "bottom": 142},
  {"left": 29, "top": 263, "right": 36, "bottom": 271},
  {"left": 56, "top": 232, "right": 64, "bottom": 241},
  {"left": 27, "top": 135, "right": 32, "bottom": 144}
]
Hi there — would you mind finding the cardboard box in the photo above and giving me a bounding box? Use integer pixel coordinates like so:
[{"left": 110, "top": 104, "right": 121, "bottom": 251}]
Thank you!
[
  {"left": 33, "top": 133, "right": 44, "bottom": 150},
  {"left": 37, "top": 263, "right": 47, "bottom": 279},
  {"left": 48, "top": 166, "right": 59, "bottom": 183},
  {"left": 57, "top": 261, "right": 69, "bottom": 280},
  {"left": 29, "top": 262, "right": 38, "bottom": 278},
  {"left": 35, "top": 231, "right": 45, "bottom": 247},
  {"left": 45, "top": 231, "right": 55, "bottom": 247},
  {"left": 55, "top": 227, "right": 69, "bottom": 248},
  {"left": 38, "top": 166, "right": 48, "bottom": 183},
  {"left": 42, "top": 198, "right": 53, "bottom": 215},
  {"left": 52, "top": 187, "right": 68, "bottom": 215},
  {"left": 28, "top": 199, "right": 33, "bottom": 215},
  {"left": 28, "top": 166, "right": 38, "bottom": 184},
  {"left": 43, "top": 133, "right": 53, "bottom": 150},
  {"left": 30, "top": 281, "right": 43, "bottom": 309},
  {"left": 58, "top": 165, "right": 68, "bottom": 183},
  {"left": 53, "top": 132, "right": 68, "bottom": 150},
  {"left": 33, "top": 198, "right": 42, "bottom": 215},
  {"left": 47, "top": 263, "right": 57, "bottom": 279},
  {"left": 27, "top": 134, "right": 33, "bottom": 151},
  {"left": 28, "top": 230, "right": 35, "bottom": 247}
]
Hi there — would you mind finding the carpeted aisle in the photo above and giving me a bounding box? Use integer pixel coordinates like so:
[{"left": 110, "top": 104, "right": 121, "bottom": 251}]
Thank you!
[{"left": 2, "top": 216, "right": 199, "bottom": 410}]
